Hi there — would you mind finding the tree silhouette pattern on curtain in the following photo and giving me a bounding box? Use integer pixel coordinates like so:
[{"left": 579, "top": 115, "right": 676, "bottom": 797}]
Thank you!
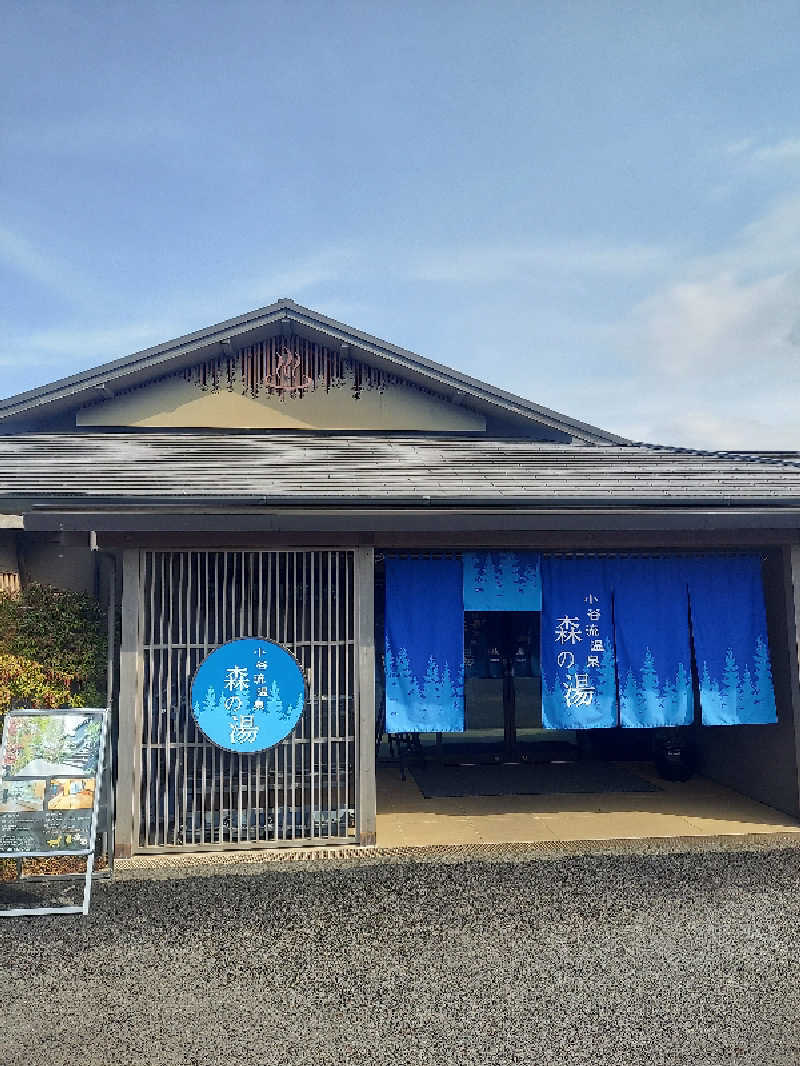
[
  {"left": 687, "top": 554, "right": 777, "bottom": 725},
  {"left": 463, "top": 552, "right": 542, "bottom": 611},
  {"left": 539, "top": 553, "right": 776, "bottom": 730},
  {"left": 384, "top": 557, "right": 465, "bottom": 733},
  {"left": 381, "top": 552, "right": 776, "bottom": 733},
  {"left": 610, "top": 557, "right": 694, "bottom": 728}
]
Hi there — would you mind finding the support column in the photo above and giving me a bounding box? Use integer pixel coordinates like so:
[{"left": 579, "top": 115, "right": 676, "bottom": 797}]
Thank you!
[
  {"left": 103, "top": 553, "right": 119, "bottom": 864},
  {"left": 785, "top": 545, "right": 800, "bottom": 816},
  {"left": 0, "top": 528, "right": 21, "bottom": 594},
  {"left": 355, "top": 547, "right": 376, "bottom": 845},
  {"left": 114, "top": 550, "right": 141, "bottom": 859}
]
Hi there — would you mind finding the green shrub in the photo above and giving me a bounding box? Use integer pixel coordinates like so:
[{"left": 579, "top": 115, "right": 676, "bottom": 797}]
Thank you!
[
  {"left": 0, "top": 584, "right": 107, "bottom": 730},
  {"left": 0, "top": 585, "right": 108, "bottom": 883},
  {"left": 0, "top": 654, "right": 78, "bottom": 712}
]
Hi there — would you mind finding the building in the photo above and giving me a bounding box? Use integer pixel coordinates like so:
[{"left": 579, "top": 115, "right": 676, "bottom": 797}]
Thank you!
[{"left": 1, "top": 298, "right": 800, "bottom": 857}]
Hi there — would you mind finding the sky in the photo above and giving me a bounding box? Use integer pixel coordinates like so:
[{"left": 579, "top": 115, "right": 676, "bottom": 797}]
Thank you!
[{"left": 1, "top": 1, "right": 799, "bottom": 449}]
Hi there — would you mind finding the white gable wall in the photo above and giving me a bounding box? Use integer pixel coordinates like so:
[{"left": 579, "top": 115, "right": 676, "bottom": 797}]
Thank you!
[{"left": 77, "top": 373, "right": 487, "bottom": 431}]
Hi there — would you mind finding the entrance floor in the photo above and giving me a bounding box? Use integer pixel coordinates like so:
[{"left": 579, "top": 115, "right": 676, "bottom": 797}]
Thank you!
[{"left": 376, "top": 763, "right": 800, "bottom": 847}]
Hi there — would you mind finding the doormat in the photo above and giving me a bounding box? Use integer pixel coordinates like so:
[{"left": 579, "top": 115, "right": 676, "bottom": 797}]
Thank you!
[
  {"left": 436, "top": 740, "right": 579, "bottom": 765},
  {"left": 409, "top": 761, "right": 662, "bottom": 798}
]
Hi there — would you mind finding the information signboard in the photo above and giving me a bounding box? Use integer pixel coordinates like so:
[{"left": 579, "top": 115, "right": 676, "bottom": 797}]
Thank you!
[{"left": 0, "top": 708, "right": 108, "bottom": 917}]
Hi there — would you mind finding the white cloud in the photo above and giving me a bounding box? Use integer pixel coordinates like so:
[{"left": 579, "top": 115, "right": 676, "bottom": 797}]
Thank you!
[
  {"left": 724, "top": 135, "right": 800, "bottom": 175},
  {"left": 623, "top": 270, "right": 800, "bottom": 377},
  {"left": 434, "top": 194, "right": 800, "bottom": 449},
  {"left": 0, "top": 222, "right": 99, "bottom": 307},
  {"left": 616, "top": 192, "right": 800, "bottom": 391},
  {"left": 221, "top": 247, "right": 362, "bottom": 309},
  {"left": 725, "top": 138, "right": 755, "bottom": 157},
  {"left": 751, "top": 138, "right": 800, "bottom": 164},
  {"left": 605, "top": 233, "right": 800, "bottom": 446},
  {"left": 724, "top": 193, "right": 800, "bottom": 276},
  {"left": 0, "top": 322, "right": 190, "bottom": 392},
  {"left": 409, "top": 241, "right": 674, "bottom": 285},
  {"left": 538, "top": 353, "right": 800, "bottom": 450},
  {"left": 6, "top": 322, "right": 172, "bottom": 359},
  {"left": 642, "top": 409, "right": 800, "bottom": 451}
]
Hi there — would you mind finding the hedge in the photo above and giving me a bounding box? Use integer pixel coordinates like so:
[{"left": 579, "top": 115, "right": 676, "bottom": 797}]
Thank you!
[{"left": 0, "top": 583, "right": 108, "bottom": 728}]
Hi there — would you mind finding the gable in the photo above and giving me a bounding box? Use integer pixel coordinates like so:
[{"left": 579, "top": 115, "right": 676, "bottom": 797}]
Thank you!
[
  {"left": 0, "top": 299, "right": 629, "bottom": 443},
  {"left": 76, "top": 336, "right": 486, "bottom": 431}
]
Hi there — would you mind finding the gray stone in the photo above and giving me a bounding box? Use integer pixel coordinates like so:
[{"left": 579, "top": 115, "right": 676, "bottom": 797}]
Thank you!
[{"left": 3, "top": 841, "right": 800, "bottom": 1065}]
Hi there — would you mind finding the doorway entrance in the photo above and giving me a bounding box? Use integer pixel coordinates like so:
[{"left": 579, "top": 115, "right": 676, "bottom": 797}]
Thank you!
[
  {"left": 463, "top": 608, "right": 545, "bottom": 758},
  {"left": 385, "top": 606, "right": 580, "bottom": 779}
]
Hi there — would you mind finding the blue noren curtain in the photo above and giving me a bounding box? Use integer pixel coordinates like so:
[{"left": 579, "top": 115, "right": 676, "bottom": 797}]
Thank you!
[
  {"left": 688, "top": 555, "right": 777, "bottom": 725},
  {"left": 610, "top": 557, "right": 694, "bottom": 728},
  {"left": 463, "top": 552, "right": 542, "bottom": 611},
  {"left": 384, "top": 557, "right": 465, "bottom": 733},
  {"left": 540, "top": 556, "right": 617, "bottom": 729}
]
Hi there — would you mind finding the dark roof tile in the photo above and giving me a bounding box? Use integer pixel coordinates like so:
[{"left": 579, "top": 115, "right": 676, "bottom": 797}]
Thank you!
[{"left": 3, "top": 433, "right": 800, "bottom": 508}]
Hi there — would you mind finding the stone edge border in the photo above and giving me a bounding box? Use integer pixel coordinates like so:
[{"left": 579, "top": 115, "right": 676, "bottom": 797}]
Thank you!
[{"left": 112, "top": 832, "right": 800, "bottom": 881}]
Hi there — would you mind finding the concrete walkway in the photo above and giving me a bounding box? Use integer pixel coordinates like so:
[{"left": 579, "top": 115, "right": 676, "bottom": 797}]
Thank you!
[
  {"left": 4, "top": 837, "right": 800, "bottom": 1065},
  {"left": 376, "top": 762, "right": 800, "bottom": 846}
]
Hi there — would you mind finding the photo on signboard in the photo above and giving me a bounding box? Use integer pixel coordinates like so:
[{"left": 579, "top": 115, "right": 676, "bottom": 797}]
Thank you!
[
  {"left": 0, "top": 778, "right": 46, "bottom": 813},
  {"left": 2, "top": 713, "right": 102, "bottom": 777},
  {"left": 40, "top": 810, "right": 93, "bottom": 851},
  {"left": 47, "top": 778, "right": 95, "bottom": 811}
]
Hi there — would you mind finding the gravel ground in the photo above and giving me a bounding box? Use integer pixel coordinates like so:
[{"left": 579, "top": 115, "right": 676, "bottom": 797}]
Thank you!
[{"left": 3, "top": 842, "right": 800, "bottom": 1066}]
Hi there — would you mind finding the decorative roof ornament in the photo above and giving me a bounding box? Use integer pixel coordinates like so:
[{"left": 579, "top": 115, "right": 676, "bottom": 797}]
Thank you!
[
  {"left": 182, "top": 334, "right": 408, "bottom": 401},
  {"left": 270, "top": 346, "right": 314, "bottom": 393}
]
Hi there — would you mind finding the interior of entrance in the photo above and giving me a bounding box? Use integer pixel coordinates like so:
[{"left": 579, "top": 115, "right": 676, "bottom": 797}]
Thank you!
[
  {"left": 394, "top": 608, "right": 580, "bottom": 764},
  {"left": 464, "top": 609, "right": 550, "bottom": 756}
]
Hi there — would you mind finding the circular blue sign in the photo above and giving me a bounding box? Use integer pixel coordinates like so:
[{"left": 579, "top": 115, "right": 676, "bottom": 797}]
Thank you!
[{"left": 191, "top": 638, "right": 305, "bottom": 753}]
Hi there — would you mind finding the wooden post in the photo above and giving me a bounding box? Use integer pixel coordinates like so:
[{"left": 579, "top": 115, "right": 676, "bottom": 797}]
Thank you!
[
  {"left": 114, "top": 550, "right": 141, "bottom": 859},
  {"left": 355, "top": 547, "right": 376, "bottom": 845},
  {"left": 104, "top": 552, "right": 118, "bottom": 864},
  {"left": 785, "top": 546, "right": 800, "bottom": 816}
]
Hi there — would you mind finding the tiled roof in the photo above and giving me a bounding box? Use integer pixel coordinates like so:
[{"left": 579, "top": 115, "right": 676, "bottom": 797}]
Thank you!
[{"left": 3, "top": 433, "right": 800, "bottom": 508}]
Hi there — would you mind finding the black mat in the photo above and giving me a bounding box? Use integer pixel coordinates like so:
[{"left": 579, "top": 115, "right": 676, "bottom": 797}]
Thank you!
[
  {"left": 409, "top": 760, "right": 661, "bottom": 798},
  {"left": 430, "top": 740, "right": 579, "bottom": 764}
]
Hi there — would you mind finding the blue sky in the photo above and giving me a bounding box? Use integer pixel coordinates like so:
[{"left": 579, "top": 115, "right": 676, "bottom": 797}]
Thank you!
[{"left": 2, "top": 1, "right": 799, "bottom": 447}]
